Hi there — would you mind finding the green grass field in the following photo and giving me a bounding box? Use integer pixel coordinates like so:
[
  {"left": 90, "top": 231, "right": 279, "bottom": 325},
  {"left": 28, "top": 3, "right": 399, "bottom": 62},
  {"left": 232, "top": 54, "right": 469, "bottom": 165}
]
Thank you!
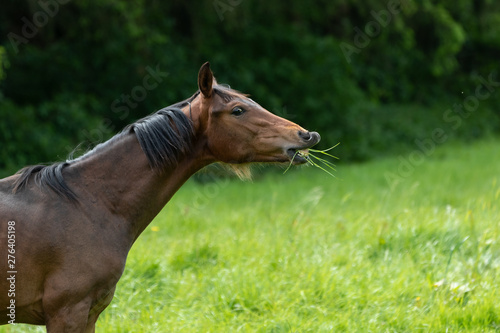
[{"left": 3, "top": 138, "right": 500, "bottom": 332}]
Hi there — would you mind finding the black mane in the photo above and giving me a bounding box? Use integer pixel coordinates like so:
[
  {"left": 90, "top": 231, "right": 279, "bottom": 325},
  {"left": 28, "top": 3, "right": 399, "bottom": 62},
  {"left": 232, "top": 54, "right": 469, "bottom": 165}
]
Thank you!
[
  {"left": 127, "top": 107, "right": 194, "bottom": 170},
  {"left": 12, "top": 107, "right": 194, "bottom": 202},
  {"left": 12, "top": 162, "right": 76, "bottom": 202}
]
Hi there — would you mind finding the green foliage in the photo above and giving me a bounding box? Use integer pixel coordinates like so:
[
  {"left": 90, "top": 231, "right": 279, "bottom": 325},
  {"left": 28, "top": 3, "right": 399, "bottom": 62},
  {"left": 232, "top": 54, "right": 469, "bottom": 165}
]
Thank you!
[
  {"left": 0, "top": 94, "right": 110, "bottom": 176},
  {"left": 0, "top": 1, "right": 499, "bottom": 173},
  {"left": 0, "top": 46, "right": 7, "bottom": 83}
]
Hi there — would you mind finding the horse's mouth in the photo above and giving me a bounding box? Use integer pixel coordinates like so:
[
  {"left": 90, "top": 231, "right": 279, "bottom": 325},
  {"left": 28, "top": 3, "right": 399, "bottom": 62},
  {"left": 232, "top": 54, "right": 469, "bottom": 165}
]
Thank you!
[
  {"left": 287, "top": 148, "right": 309, "bottom": 164},
  {"left": 285, "top": 131, "right": 320, "bottom": 164}
]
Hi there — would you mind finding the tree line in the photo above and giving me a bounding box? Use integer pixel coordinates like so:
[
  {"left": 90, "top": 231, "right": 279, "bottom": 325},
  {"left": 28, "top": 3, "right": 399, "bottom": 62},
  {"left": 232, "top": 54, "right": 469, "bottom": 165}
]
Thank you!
[{"left": 0, "top": 0, "right": 499, "bottom": 176}]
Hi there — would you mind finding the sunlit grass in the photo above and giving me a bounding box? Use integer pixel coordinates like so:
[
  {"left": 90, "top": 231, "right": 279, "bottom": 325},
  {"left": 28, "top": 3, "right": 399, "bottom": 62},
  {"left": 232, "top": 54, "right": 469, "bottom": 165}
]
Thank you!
[{"left": 3, "top": 138, "right": 500, "bottom": 332}]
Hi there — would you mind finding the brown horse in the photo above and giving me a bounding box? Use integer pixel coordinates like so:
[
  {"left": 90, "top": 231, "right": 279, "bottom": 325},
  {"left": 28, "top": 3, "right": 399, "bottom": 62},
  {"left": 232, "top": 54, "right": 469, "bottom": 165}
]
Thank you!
[{"left": 0, "top": 62, "right": 320, "bottom": 332}]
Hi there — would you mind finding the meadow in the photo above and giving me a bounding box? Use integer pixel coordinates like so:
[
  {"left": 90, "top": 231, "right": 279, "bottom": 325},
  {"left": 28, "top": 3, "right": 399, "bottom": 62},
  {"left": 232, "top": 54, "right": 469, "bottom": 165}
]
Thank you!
[{"left": 3, "top": 138, "right": 500, "bottom": 332}]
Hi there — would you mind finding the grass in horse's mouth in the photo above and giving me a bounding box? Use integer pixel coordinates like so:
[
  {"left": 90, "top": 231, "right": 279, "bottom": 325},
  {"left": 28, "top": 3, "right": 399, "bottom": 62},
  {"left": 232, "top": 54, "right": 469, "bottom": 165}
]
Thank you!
[{"left": 284, "top": 143, "right": 339, "bottom": 177}]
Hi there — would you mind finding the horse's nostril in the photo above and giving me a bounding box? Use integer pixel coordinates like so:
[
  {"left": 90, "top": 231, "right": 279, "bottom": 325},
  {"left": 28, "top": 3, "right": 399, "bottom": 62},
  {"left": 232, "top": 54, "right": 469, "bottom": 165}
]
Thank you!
[{"left": 298, "top": 131, "right": 312, "bottom": 141}]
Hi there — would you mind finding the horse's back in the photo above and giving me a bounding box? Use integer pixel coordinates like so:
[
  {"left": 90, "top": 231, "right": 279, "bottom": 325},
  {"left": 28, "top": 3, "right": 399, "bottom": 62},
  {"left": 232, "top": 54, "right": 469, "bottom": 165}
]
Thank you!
[
  {"left": 0, "top": 174, "right": 43, "bottom": 220},
  {"left": 0, "top": 174, "right": 17, "bottom": 197},
  {"left": 0, "top": 174, "right": 23, "bottom": 221}
]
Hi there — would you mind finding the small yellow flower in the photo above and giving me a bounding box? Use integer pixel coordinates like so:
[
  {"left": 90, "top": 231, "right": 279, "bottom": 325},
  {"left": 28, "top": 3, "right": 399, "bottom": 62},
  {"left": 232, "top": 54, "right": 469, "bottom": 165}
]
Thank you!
[{"left": 151, "top": 226, "right": 160, "bottom": 232}]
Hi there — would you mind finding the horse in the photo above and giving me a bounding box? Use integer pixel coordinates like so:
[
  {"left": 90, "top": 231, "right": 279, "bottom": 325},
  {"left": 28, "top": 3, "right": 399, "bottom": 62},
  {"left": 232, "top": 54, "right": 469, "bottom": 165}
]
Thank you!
[{"left": 0, "top": 62, "right": 320, "bottom": 332}]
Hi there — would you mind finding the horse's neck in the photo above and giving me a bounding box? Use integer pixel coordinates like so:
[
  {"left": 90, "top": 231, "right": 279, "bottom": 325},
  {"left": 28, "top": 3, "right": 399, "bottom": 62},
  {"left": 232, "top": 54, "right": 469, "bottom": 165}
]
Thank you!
[{"left": 66, "top": 131, "right": 208, "bottom": 241}]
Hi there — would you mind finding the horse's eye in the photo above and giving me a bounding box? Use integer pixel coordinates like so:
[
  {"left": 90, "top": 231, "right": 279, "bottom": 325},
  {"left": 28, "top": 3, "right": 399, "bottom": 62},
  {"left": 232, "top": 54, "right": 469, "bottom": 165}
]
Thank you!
[{"left": 231, "top": 106, "right": 246, "bottom": 116}]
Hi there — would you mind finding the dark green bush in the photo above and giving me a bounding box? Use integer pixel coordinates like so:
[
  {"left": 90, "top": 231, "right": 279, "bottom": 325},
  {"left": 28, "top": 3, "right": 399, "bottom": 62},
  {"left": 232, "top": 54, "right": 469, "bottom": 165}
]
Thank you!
[{"left": 0, "top": 0, "right": 499, "bottom": 175}]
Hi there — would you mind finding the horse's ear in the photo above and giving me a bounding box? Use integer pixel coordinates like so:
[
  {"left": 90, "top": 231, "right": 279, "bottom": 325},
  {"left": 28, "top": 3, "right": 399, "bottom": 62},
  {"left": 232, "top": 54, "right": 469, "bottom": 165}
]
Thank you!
[{"left": 198, "top": 62, "right": 214, "bottom": 98}]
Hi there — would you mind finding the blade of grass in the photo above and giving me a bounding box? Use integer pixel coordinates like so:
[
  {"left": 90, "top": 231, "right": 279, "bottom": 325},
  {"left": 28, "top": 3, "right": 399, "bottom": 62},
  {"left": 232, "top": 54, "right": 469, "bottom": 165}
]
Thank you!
[
  {"left": 309, "top": 147, "right": 340, "bottom": 160},
  {"left": 317, "top": 142, "right": 340, "bottom": 152},
  {"left": 305, "top": 155, "right": 337, "bottom": 178},
  {"left": 283, "top": 150, "right": 300, "bottom": 174},
  {"left": 308, "top": 153, "right": 337, "bottom": 170},
  {"left": 283, "top": 143, "right": 340, "bottom": 177},
  {"left": 309, "top": 150, "right": 339, "bottom": 160}
]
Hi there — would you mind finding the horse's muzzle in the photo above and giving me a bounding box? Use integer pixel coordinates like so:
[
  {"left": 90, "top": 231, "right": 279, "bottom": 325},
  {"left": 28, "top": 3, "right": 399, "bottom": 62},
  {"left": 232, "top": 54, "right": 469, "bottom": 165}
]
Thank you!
[
  {"left": 286, "top": 131, "right": 321, "bottom": 164},
  {"left": 299, "top": 131, "right": 321, "bottom": 145}
]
